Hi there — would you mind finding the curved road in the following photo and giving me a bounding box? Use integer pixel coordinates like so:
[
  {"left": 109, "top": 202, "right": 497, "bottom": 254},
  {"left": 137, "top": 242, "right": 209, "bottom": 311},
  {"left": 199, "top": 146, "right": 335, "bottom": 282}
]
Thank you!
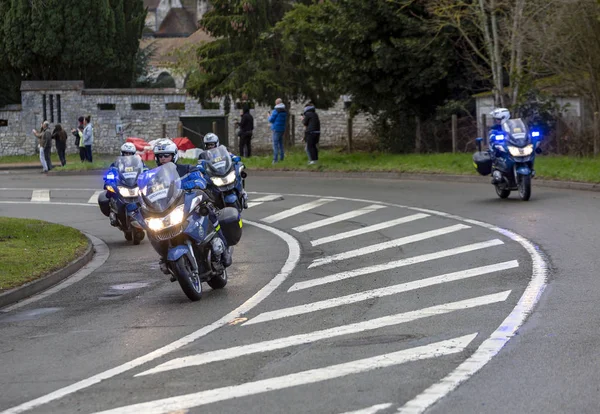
[{"left": 0, "top": 171, "right": 598, "bottom": 413}]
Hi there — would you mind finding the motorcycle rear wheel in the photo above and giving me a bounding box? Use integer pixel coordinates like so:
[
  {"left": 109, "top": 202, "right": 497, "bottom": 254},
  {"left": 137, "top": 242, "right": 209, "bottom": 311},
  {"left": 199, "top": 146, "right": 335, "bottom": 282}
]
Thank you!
[
  {"left": 173, "top": 255, "right": 203, "bottom": 301},
  {"left": 207, "top": 268, "right": 228, "bottom": 290},
  {"left": 124, "top": 231, "right": 133, "bottom": 241},
  {"left": 495, "top": 185, "right": 511, "bottom": 199}
]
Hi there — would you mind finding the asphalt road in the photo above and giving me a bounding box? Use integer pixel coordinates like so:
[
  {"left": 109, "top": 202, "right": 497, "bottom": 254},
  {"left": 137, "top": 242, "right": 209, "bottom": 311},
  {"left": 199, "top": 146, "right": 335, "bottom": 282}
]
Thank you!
[{"left": 0, "top": 170, "right": 598, "bottom": 414}]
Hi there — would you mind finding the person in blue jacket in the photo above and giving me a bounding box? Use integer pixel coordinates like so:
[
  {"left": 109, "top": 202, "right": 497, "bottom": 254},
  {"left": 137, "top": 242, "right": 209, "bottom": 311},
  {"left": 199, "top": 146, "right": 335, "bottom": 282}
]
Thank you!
[{"left": 268, "top": 98, "right": 287, "bottom": 164}]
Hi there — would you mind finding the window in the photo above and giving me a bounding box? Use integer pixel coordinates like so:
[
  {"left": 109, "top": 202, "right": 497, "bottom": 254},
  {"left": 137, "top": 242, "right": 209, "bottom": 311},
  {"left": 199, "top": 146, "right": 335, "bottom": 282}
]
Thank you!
[
  {"left": 0, "top": 119, "right": 7, "bottom": 127},
  {"left": 166, "top": 102, "right": 185, "bottom": 111},
  {"left": 98, "top": 103, "right": 116, "bottom": 110},
  {"left": 131, "top": 103, "right": 151, "bottom": 110}
]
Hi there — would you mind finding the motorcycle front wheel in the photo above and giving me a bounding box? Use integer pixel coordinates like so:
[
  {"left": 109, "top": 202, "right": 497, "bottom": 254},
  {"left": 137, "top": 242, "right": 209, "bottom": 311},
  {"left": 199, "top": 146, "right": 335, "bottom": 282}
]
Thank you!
[
  {"left": 518, "top": 174, "right": 531, "bottom": 201},
  {"left": 173, "top": 255, "right": 203, "bottom": 301}
]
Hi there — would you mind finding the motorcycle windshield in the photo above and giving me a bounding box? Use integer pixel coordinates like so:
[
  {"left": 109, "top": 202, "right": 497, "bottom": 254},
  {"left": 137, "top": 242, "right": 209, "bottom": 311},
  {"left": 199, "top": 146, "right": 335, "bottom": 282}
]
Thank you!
[
  {"left": 115, "top": 155, "right": 144, "bottom": 187},
  {"left": 204, "top": 146, "right": 232, "bottom": 176},
  {"left": 138, "top": 162, "right": 182, "bottom": 213},
  {"left": 502, "top": 119, "right": 531, "bottom": 147}
]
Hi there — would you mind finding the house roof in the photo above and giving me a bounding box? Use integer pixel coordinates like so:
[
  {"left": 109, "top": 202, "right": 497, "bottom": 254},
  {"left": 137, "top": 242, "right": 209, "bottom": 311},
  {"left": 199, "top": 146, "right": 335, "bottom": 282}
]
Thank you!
[
  {"left": 140, "top": 28, "right": 214, "bottom": 66},
  {"left": 156, "top": 8, "right": 198, "bottom": 37},
  {"left": 472, "top": 75, "right": 581, "bottom": 99},
  {"left": 144, "top": 0, "right": 160, "bottom": 11}
]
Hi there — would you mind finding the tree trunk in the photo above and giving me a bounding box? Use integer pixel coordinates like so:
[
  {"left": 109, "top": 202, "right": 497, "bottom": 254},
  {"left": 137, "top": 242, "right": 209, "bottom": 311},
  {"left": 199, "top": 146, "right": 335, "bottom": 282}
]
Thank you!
[{"left": 490, "top": 0, "right": 505, "bottom": 107}]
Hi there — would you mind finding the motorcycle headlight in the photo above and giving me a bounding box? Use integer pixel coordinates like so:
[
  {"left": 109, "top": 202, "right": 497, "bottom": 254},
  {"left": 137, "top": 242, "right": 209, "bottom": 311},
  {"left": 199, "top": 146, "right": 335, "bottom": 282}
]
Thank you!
[
  {"left": 145, "top": 205, "right": 185, "bottom": 231},
  {"left": 118, "top": 186, "right": 139, "bottom": 197},
  {"left": 508, "top": 145, "right": 533, "bottom": 157},
  {"left": 211, "top": 171, "right": 237, "bottom": 187}
]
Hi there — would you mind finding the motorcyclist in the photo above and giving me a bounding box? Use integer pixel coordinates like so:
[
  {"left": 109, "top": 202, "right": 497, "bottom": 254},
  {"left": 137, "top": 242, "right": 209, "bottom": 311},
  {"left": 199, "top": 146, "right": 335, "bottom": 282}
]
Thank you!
[
  {"left": 100, "top": 143, "right": 148, "bottom": 226},
  {"left": 151, "top": 138, "right": 233, "bottom": 269},
  {"left": 199, "top": 133, "right": 248, "bottom": 209},
  {"left": 488, "top": 108, "right": 511, "bottom": 151}
]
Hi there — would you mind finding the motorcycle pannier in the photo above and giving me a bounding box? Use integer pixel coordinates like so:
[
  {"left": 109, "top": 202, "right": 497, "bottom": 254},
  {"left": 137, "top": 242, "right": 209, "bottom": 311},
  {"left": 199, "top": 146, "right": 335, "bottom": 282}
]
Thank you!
[
  {"left": 98, "top": 192, "right": 111, "bottom": 217},
  {"left": 473, "top": 151, "right": 492, "bottom": 176},
  {"left": 218, "top": 207, "right": 243, "bottom": 246}
]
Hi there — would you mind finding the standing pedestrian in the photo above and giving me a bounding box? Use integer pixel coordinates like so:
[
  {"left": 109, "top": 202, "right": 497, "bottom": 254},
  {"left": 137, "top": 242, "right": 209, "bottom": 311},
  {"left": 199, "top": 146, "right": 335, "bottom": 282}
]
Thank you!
[
  {"left": 32, "top": 121, "right": 52, "bottom": 173},
  {"left": 71, "top": 116, "right": 86, "bottom": 162},
  {"left": 83, "top": 115, "right": 94, "bottom": 162},
  {"left": 52, "top": 124, "right": 68, "bottom": 166},
  {"left": 302, "top": 102, "right": 321, "bottom": 164},
  {"left": 268, "top": 98, "right": 287, "bottom": 164},
  {"left": 238, "top": 105, "right": 254, "bottom": 157}
]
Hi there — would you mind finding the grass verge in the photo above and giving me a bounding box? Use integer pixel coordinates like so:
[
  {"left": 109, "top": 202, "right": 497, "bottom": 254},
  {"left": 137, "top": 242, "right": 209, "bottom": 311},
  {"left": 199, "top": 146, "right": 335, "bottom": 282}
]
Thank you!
[
  {"left": 3, "top": 148, "right": 600, "bottom": 183},
  {"left": 0, "top": 218, "right": 88, "bottom": 291}
]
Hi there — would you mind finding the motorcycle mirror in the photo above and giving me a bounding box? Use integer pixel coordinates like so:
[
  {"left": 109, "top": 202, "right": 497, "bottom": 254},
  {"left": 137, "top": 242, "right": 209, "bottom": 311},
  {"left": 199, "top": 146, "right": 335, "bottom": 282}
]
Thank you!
[
  {"left": 475, "top": 137, "right": 483, "bottom": 152},
  {"left": 535, "top": 147, "right": 543, "bottom": 154}
]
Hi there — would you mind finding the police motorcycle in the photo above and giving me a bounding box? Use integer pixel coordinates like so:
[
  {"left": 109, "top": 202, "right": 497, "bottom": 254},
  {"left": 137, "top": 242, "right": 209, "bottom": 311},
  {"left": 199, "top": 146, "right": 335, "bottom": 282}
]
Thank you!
[
  {"left": 473, "top": 118, "right": 542, "bottom": 201},
  {"left": 199, "top": 145, "right": 248, "bottom": 212},
  {"left": 127, "top": 162, "right": 242, "bottom": 301},
  {"left": 98, "top": 154, "right": 146, "bottom": 244}
]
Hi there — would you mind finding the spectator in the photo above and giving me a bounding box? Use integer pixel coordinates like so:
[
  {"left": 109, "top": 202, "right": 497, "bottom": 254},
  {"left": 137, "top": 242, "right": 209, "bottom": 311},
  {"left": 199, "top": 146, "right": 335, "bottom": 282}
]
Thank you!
[
  {"left": 302, "top": 102, "right": 321, "bottom": 164},
  {"left": 52, "top": 124, "right": 68, "bottom": 166},
  {"left": 32, "top": 121, "right": 52, "bottom": 173},
  {"left": 71, "top": 116, "right": 86, "bottom": 162},
  {"left": 268, "top": 98, "right": 287, "bottom": 164},
  {"left": 238, "top": 105, "right": 254, "bottom": 157},
  {"left": 83, "top": 115, "right": 94, "bottom": 162}
]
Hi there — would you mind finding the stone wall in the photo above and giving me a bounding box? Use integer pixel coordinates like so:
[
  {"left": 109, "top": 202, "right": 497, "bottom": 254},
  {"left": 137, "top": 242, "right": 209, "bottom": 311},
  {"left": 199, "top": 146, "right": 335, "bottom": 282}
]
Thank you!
[
  {"left": 0, "top": 80, "right": 375, "bottom": 157},
  {"left": 0, "top": 81, "right": 223, "bottom": 157}
]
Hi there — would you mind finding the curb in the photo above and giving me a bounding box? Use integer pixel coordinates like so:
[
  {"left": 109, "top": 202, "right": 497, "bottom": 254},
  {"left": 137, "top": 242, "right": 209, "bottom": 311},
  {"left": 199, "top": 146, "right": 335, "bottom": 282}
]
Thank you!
[
  {"left": 0, "top": 236, "right": 95, "bottom": 309},
  {"left": 248, "top": 169, "right": 600, "bottom": 192}
]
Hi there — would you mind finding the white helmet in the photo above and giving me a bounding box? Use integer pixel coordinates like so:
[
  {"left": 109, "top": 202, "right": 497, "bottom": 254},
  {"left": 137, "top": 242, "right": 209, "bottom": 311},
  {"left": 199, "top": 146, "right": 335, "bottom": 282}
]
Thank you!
[
  {"left": 203, "top": 133, "right": 219, "bottom": 149},
  {"left": 153, "top": 138, "right": 178, "bottom": 166},
  {"left": 490, "top": 108, "right": 511, "bottom": 123},
  {"left": 120, "top": 142, "right": 137, "bottom": 156}
]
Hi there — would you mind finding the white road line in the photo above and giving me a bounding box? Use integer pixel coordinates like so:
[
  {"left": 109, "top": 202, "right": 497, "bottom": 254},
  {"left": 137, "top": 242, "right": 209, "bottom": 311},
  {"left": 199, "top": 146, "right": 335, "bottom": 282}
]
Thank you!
[
  {"left": 1, "top": 234, "right": 109, "bottom": 311},
  {"left": 340, "top": 403, "right": 394, "bottom": 414},
  {"left": 292, "top": 204, "right": 386, "bottom": 233},
  {"left": 0, "top": 201, "right": 95, "bottom": 207},
  {"left": 0, "top": 220, "right": 300, "bottom": 414},
  {"left": 309, "top": 224, "right": 470, "bottom": 268},
  {"left": 247, "top": 194, "right": 282, "bottom": 208},
  {"left": 291, "top": 239, "right": 505, "bottom": 292},
  {"left": 261, "top": 198, "right": 334, "bottom": 223},
  {"left": 311, "top": 213, "right": 429, "bottom": 246},
  {"left": 246, "top": 261, "right": 517, "bottom": 325},
  {"left": 0, "top": 188, "right": 97, "bottom": 191},
  {"left": 137, "top": 291, "right": 511, "bottom": 376},
  {"left": 88, "top": 190, "right": 103, "bottom": 204},
  {"left": 245, "top": 192, "right": 549, "bottom": 414},
  {"left": 92, "top": 335, "right": 477, "bottom": 414},
  {"left": 30, "top": 190, "right": 50, "bottom": 202}
]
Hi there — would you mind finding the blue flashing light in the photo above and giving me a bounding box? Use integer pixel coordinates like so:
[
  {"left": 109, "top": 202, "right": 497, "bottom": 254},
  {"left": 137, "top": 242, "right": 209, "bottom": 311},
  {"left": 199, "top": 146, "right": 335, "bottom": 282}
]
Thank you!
[
  {"left": 106, "top": 173, "right": 115, "bottom": 180},
  {"left": 495, "top": 135, "right": 505, "bottom": 141},
  {"left": 531, "top": 131, "right": 541, "bottom": 137}
]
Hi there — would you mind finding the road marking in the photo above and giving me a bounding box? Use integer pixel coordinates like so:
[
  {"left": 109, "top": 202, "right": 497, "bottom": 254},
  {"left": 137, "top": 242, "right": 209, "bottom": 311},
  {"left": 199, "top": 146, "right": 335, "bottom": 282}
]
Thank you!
[
  {"left": 1, "top": 234, "right": 109, "bottom": 312},
  {"left": 0, "top": 201, "right": 95, "bottom": 207},
  {"left": 30, "top": 190, "right": 50, "bottom": 202},
  {"left": 261, "top": 198, "right": 334, "bottom": 223},
  {"left": 340, "top": 403, "right": 394, "bottom": 414},
  {"left": 292, "top": 204, "right": 386, "bottom": 232},
  {"left": 310, "top": 213, "right": 429, "bottom": 246},
  {"left": 137, "top": 291, "right": 511, "bottom": 376},
  {"left": 246, "top": 262, "right": 517, "bottom": 325},
  {"left": 247, "top": 194, "right": 282, "bottom": 208},
  {"left": 92, "top": 335, "right": 477, "bottom": 414},
  {"left": 291, "top": 239, "right": 505, "bottom": 292},
  {"left": 309, "top": 224, "right": 470, "bottom": 268},
  {"left": 88, "top": 190, "right": 103, "bottom": 204},
  {"left": 0, "top": 188, "right": 97, "bottom": 191},
  {"left": 0, "top": 220, "right": 301, "bottom": 414}
]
